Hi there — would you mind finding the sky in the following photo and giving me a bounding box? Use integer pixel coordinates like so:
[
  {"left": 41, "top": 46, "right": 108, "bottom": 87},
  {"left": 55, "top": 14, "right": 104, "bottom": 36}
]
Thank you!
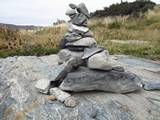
[{"left": 0, "top": 0, "right": 159, "bottom": 26}]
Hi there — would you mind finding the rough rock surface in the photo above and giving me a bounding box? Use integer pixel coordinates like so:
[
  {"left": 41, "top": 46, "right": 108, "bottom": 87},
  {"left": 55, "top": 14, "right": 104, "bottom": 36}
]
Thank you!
[
  {"left": 0, "top": 55, "right": 160, "bottom": 120},
  {"left": 87, "top": 50, "right": 119, "bottom": 70},
  {"left": 58, "top": 49, "right": 83, "bottom": 63},
  {"left": 35, "top": 79, "right": 50, "bottom": 94},
  {"left": 60, "top": 67, "right": 141, "bottom": 93},
  {"left": 66, "top": 37, "right": 97, "bottom": 47},
  {"left": 50, "top": 87, "right": 71, "bottom": 102}
]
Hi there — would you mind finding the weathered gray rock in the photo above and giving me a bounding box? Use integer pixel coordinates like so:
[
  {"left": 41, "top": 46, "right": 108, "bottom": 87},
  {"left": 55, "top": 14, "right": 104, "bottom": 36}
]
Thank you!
[
  {"left": 82, "top": 47, "right": 104, "bottom": 59},
  {"left": 68, "top": 23, "right": 89, "bottom": 34},
  {"left": 77, "top": 3, "right": 90, "bottom": 18},
  {"left": 50, "top": 63, "right": 72, "bottom": 81},
  {"left": 69, "top": 3, "right": 77, "bottom": 9},
  {"left": 143, "top": 81, "right": 160, "bottom": 91},
  {"left": 60, "top": 67, "right": 141, "bottom": 93},
  {"left": 69, "top": 3, "right": 90, "bottom": 18},
  {"left": 71, "top": 13, "right": 88, "bottom": 26},
  {"left": 87, "top": 50, "right": 118, "bottom": 71},
  {"left": 1, "top": 55, "right": 160, "bottom": 120},
  {"left": 66, "top": 37, "right": 97, "bottom": 47},
  {"left": 65, "top": 32, "right": 82, "bottom": 42},
  {"left": 50, "top": 87, "right": 71, "bottom": 102},
  {"left": 67, "top": 46, "right": 86, "bottom": 51},
  {"left": 35, "top": 79, "right": 50, "bottom": 94},
  {"left": 65, "top": 9, "right": 76, "bottom": 16},
  {"left": 58, "top": 49, "right": 84, "bottom": 63},
  {"left": 64, "top": 96, "right": 77, "bottom": 108},
  {"left": 82, "top": 31, "right": 94, "bottom": 37}
]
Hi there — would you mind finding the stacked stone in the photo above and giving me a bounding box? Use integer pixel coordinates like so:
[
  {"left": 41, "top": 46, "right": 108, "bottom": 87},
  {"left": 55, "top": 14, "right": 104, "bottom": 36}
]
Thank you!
[
  {"left": 35, "top": 3, "right": 141, "bottom": 108},
  {"left": 58, "top": 3, "right": 123, "bottom": 71}
]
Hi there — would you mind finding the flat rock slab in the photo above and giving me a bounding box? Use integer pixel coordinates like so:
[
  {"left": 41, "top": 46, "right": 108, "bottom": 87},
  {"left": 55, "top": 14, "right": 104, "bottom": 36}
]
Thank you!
[
  {"left": 1, "top": 55, "right": 160, "bottom": 120},
  {"left": 60, "top": 67, "right": 141, "bottom": 93}
]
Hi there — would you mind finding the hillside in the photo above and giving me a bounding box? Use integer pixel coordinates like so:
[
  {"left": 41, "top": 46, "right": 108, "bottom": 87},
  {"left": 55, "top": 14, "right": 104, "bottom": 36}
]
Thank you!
[{"left": 0, "top": 23, "right": 40, "bottom": 31}]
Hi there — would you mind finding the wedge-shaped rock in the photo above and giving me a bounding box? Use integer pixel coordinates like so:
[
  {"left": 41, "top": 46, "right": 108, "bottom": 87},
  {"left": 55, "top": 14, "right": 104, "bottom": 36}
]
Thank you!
[
  {"left": 50, "top": 63, "right": 72, "bottom": 81},
  {"left": 35, "top": 79, "right": 50, "bottom": 94},
  {"left": 82, "top": 47, "right": 104, "bottom": 59},
  {"left": 66, "top": 37, "right": 97, "bottom": 47},
  {"left": 60, "top": 67, "right": 141, "bottom": 93},
  {"left": 87, "top": 50, "right": 121, "bottom": 71}
]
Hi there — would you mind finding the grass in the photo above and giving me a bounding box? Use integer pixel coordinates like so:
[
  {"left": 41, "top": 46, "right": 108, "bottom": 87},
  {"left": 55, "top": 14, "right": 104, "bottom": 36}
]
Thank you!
[
  {"left": 0, "top": 6, "right": 160, "bottom": 60},
  {"left": 89, "top": 6, "right": 160, "bottom": 60}
]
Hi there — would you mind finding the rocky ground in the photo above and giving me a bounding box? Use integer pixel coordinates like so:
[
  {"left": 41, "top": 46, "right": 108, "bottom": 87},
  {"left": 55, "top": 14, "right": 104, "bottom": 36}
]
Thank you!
[{"left": 0, "top": 54, "right": 160, "bottom": 120}]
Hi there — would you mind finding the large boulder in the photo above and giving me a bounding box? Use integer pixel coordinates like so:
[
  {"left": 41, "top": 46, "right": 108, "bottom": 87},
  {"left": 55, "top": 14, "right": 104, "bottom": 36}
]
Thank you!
[
  {"left": 1, "top": 55, "right": 160, "bottom": 120},
  {"left": 60, "top": 67, "right": 141, "bottom": 93}
]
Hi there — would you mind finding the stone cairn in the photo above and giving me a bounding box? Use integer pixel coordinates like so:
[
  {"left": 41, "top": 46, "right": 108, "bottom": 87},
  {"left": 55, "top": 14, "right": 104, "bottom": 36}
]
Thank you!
[{"left": 35, "top": 3, "right": 141, "bottom": 107}]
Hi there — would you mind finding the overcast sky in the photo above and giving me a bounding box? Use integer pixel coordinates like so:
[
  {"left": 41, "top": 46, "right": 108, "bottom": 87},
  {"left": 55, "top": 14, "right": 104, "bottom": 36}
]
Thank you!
[{"left": 0, "top": 0, "right": 159, "bottom": 26}]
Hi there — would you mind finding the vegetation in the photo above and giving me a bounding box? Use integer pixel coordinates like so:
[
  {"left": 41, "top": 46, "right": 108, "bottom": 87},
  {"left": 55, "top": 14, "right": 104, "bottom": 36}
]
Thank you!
[
  {"left": 89, "top": 6, "right": 160, "bottom": 60},
  {"left": 91, "top": 1, "right": 156, "bottom": 17}
]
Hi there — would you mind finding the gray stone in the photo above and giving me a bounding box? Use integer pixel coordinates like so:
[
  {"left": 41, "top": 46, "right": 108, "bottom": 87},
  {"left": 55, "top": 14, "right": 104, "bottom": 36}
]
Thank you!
[
  {"left": 60, "top": 67, "right": 141, "bottom": 93},
  {"left": 69, "top": 3, "right": 90, "bottom": 18},
  {"left": 77, "top": 3, "right": 90, "bottom": 18},
  {"left": 65, "top": 9, "right": 76, "bottom": 16},
  {"left": 58, "top": 49, "right": 84, "bottom": 63},
  {"left": 68, "top": 23, "right": 89, "bottom": 34},
  {"left": 82, "top": 47, "right": 104, "bottom": 59},
  {"left": 50, "top": 63, "right": 72, "bottom": 81},
  {"left": 35, "top": 79, "right": 50, "bottom": 94},
  {"left": 67, "top": 46, "right": 86, "bottom": 51},
  {"left": 65, "top": 32, "right": 82, "bottom": 42},
  {"left": 71, "top": 13, "right": 88, "bottom": 26},
  {"left": 50, "top": 87, "right": 71, "bottom": 102},
  {"left": 66, "top": 37, "right": 97, "bottom": 47},
  {"left": 69, "top": 3, "right": 77, "bottom": 9},
  {"left": 87, "top": 50, "right": 118, "bottom": 71},
  {"left": 1, "top": 55, "right": 160, "bottom": 120},
  {"left": 64, "top": 96, "right": 77, "bottom": 108},
  {"left": 143, "top": 81, "right": 160, "bottom": 91},
  {"left": 82, "top": 31, "right": 94, "bottom": 37}
]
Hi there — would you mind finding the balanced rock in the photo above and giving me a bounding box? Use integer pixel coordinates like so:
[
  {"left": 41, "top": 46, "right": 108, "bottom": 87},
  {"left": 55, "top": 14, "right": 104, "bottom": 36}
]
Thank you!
[
  {"left": 35, "top": 79, "right": 50, "bottom": 94},
  {"left": 66, "top": 37, "right": 97, "bottom": 47},
  {"left": 60, "top": 67, "right": 141, "bottom": 93},
  {"left": 68, "top": 23, "right": 89, "bottom": 34},
  {"left": 58, "top": 49, "right": 84, "bottom": 63},
  {"left": 77, "top": 3, "right": 90, "bottom": 18},
  {"left": 87, "top": 50, "right": 118, "bottom": 71},
  {"left": 65, "top": 32, "right": 82, "bottom": 42},
  {"left": 65, "top": 9, "right": 76, "bottom": 16},
  {"left": 71, "top": 13, "right": 88, "bottom": 26},
  {"left": 82, "top": 47, "right": 104, "bottom": 59},
  {"left": 50, "top": 87, "right": 71, "bottom": 103}
]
